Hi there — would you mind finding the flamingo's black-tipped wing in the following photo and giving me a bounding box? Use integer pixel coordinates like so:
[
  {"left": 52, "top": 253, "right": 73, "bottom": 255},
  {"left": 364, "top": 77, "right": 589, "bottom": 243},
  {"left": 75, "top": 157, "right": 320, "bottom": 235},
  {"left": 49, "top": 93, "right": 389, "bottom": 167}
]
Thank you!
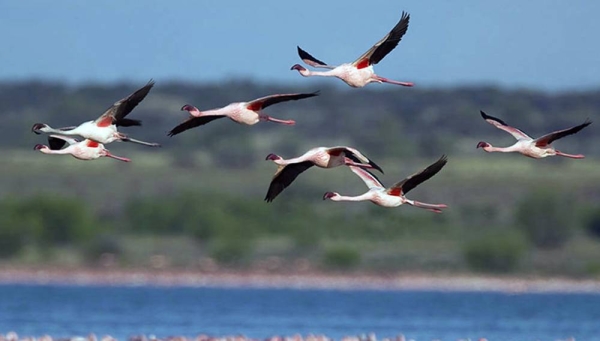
[
  {"left": 48, "top": 137, "right": 68, "bottom": 150},
  {"left": 353, "top": 12, "right": 410, "bottom": 68},
  {"left": 47, "top": 135, "right": 79, "bottom": 150},
  {"left": 247, "top": 91, "right": 320, "bottom": 111},
  {"left": 535, "top": 120, "right": 592, "bottom": 147},
  {"left": 97, "top": 80, "right": 155, "bottom": 124},
  {"left": 480, "top": 110, "right": 531, "bottom": 140},
  {"left": 344, "top": 151, "right": 384, "bottom": 174},
  {"left": 264, "top": 161, "right": 315, "bottom": 202},
  {"left": 297, "top": 46, "right": 334, "bottom": 69},
  {"left": 168, "top": 116, "right": 226, "bottom": 137},
  {"left": 116, "top": 118, "right": 142, "bottom": 127},
  {"left": 389, "top": 155, "right": 448, "bottom": 196}
]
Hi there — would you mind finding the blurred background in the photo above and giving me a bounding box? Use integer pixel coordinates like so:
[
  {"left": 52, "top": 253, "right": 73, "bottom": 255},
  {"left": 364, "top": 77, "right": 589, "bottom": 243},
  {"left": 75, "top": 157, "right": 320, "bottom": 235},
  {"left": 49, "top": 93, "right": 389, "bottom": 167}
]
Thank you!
[{"left": 2, "top": 0, "right": 600, "bottom": 281}]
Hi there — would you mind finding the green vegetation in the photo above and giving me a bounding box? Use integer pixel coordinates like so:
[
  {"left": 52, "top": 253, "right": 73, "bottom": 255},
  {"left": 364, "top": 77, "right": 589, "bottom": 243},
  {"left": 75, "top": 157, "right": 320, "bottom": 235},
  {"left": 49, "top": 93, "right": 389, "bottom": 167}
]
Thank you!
[
  {"left": 463, "top": 230, "right": 528, "bottom": 273},
  {"left": 1, "top": 81, "right": 600, "bottom": 277},
  {"left": 515, "top": 188, "right": 575, "bottom": 249},
  {"left": 322, "top": 246, "right": 362, "bottom": 270}
]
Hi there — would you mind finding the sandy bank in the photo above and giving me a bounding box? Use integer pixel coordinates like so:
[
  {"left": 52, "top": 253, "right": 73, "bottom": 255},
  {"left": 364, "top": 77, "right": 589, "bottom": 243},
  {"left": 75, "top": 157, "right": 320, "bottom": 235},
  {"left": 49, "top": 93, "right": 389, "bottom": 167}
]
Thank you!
[{"left": 1, "top": 267, "right": 600, "bottom": 294}]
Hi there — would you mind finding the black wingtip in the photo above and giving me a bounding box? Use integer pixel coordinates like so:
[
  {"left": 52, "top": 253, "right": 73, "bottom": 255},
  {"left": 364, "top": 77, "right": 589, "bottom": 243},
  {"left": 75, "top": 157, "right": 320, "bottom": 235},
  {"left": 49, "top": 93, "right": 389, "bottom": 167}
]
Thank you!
[{"left": 480, "top": 110, "right": 508, "bottom": 126}]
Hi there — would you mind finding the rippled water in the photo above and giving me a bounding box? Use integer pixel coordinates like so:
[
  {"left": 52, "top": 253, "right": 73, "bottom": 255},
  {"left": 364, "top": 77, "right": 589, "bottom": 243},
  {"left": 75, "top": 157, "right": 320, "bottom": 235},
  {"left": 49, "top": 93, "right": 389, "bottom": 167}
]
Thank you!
[{"left": 0, "top": 284, "right": 599, "bottom": 341}]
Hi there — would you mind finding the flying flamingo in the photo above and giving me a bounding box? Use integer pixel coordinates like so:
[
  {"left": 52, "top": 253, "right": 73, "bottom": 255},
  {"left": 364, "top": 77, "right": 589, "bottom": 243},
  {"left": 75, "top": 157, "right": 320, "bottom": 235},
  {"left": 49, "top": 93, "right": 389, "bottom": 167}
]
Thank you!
[
  {"left": 290, "top": 12, "right": 413, "bottom": 88},
  {"left": 477, "top": 111, "right": 591, "bottom": 159},
  {"left": 264, "top": 146, "right": 383, "bottom": 202},
  {"left": 168, "top": 92, "right": 319, "bottom": 136},
  {"left": 323, "top": 155, "right": 448, "bottom": 213},
  {"left": 34, "top": 135, "right": 130, "bottom": 162},
  {"left": 32, "top": 80, "right": 160, "bottom": 147}
]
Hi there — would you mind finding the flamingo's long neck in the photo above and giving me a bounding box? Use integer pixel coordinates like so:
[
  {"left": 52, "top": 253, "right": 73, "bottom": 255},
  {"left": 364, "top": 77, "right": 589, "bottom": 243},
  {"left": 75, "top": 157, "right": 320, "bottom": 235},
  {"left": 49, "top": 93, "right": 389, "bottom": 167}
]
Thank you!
[
  {"left": 299, "top": 69, "right": 338, "bottom": 78},
  {"left": 40, "top": 147, "right": 72, "bottom": 155},
  {"left": 482, "top": 144, "right": 520, "bottom": 153},
  {"left": 42, "top": 125, "right": 81, "bottom": 136},
  {"left": 331, "top": 192, "right": 374, "bottom": 202}
]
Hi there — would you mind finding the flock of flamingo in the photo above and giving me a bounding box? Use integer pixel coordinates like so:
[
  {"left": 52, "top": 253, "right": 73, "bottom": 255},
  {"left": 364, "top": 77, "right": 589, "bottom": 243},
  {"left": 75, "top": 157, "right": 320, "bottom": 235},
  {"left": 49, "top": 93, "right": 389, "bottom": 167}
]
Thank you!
[{"left": 31, "top": 11, "right": 591, "bottom": 212}]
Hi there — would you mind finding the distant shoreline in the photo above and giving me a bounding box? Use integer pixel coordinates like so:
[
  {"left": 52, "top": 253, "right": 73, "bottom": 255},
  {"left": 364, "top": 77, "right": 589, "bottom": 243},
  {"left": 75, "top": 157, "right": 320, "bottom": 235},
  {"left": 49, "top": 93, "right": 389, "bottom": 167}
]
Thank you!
[{"left": 1, "top": 267, "right": 600, "bottom": 294}]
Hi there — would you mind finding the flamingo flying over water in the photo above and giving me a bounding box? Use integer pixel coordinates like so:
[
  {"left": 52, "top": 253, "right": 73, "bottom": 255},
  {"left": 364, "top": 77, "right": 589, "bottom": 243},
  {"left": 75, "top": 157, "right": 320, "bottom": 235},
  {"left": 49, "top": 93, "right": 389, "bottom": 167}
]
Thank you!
[
  {"left": 32, "top": 80, "right": 160, "bottom": 147},
  {"left": 168, "top": 92, "right": 319, "bottom": 136},
  {"left": 290, "top": 12, "right": 413, "bottom": 88},
  {"left": 34, "top": 135, "right": 131, "bottom": 162},
  {"left": 264, "top": 146, "right": 383, "bottom": 202},
  {"left": 477, "top": 111, "right": 591, "bottom": 159},
  {"left": 323, "top": 155, "right": 448, "bottom": 213}
]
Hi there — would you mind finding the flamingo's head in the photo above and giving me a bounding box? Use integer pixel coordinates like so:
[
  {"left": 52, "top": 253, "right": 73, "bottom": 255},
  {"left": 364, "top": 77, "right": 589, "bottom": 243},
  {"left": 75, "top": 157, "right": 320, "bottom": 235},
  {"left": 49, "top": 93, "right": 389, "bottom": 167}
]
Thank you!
[
  {"left": 322, "top": 191, "right": 339, "bottom": 200},
  {"left": 181, "top": 104, "right": 195, "bottom": 112},
  {"left": 290, "top": 64, "right": 307, "bottom": 72},
  {"left": 476, "top": 141, "right": 490, "bottom": 149},
  {"left": 265, "top": 153, "right": 282, "bottom": 161},
  {"left": 31, "top": 123, "right": 48, "bottom": 134},
  {"left": 33, "top": 144, "right": 47, "bottom": 151}
]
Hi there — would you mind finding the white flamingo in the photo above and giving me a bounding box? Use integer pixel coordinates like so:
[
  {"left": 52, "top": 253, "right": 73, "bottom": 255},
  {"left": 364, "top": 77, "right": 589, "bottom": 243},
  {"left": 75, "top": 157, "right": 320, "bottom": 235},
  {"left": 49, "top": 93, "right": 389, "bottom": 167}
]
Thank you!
[
  {"left": 264, "top": 146, "right": 383, "bottom": 202},
  {"left": 291, "top": 12, "right": 413, "bottom": 88},
  {"left": 32, "top": 80, "right": 159, "bottom": 147},
  {"left": 34, "top": 135, "right": 130, "bottom": 162},
  {"left": 168, "top": 92, "right": 319, "bottom": 136},
  {"left": 323, "top": 155, "right": 448, "bottom": 213},
  {"left": 477, "top": 111, "right": 591, "bottom": 159}
]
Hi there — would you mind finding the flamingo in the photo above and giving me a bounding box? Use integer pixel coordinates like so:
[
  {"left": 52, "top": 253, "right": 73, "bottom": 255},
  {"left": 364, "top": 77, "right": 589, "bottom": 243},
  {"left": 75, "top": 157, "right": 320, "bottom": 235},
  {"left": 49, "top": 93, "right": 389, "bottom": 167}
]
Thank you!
[
  {"left": 264, "top": 146, "right": 383, "bottom": 202},
  {"left": 323, "top": 155, "right": 448, "bottom": 213},
  {"left": 168, "top": 92, "right": 319, "bottom": 136},
  {"left": 32, "top": 80, "right": 160, "bottom": 147},
  {"left": 34, "top": 135, "right": 131, "bottom": 162},
  {"left": 477, "top": 111, "right": 591, "bottom": 159},
  {"left": 290, "top": 12, "right": 413, "bottom": 88}
]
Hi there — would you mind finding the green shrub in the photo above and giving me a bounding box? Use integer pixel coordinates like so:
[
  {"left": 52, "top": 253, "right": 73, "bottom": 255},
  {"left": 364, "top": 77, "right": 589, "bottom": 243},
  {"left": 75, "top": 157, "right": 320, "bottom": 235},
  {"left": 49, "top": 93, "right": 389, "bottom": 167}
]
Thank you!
[
  {"left": 463, "top": 230, "right": 528, "bottom": 273},
  {"left": 83, "top": 233, "right": 122, "bottom": 263},
  {"left": 322, "top": 246, "right": 361, "bottom": 270},
  {"left": 0, "top": 212, "right": 28, "bottom": 258},
  {"left": 10, "top": 195, "right": 97, "bottom": 246},
  {"left": 515, "top": 188, "right": 575, "bottom": 249}
]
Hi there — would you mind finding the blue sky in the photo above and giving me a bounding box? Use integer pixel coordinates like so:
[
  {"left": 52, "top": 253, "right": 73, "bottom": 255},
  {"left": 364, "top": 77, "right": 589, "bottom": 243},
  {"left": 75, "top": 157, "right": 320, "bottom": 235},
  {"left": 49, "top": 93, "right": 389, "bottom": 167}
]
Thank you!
[{"left": 2, "top": 0, "right": 599, "bottom": 91}]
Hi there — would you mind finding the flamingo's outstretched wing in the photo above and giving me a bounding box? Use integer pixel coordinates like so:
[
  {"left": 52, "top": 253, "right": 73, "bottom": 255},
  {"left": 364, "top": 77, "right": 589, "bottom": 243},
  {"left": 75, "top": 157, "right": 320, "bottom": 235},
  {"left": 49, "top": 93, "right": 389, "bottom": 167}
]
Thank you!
[
  {"left": 387, "top": 155, "right": 447, "bottom": 196},
  {"left": 246, "top": 91, "right": 319, "bottom": 111},
  {"left": 480, "top": 111, "right": 531, "bottom": 140},
  {"left": 95, "top": 80, "right": 155, "bottom": 127},
  {"left": 297, "top": 46, "right": 335, "bottom": 69},
  {"left": 352, "top": 12, "right": 410, "bottom": 69},
  {"left": 168, "top": 115, "right": 226, "bottom": 137},
  {"left": 348, "top": 166, "right": 384, "bottom": 190},
  {"left": 534, "top": 120, "right": 592, "bottom": 147},
  {"left": 264, "top": 161, "right": 315, "bottom": 202},
  {"left": 328, "top": 146, "right": 384, "bottom": 173},
  {"left": 47, "top": 134, "right": 80, "bottom": 150}
]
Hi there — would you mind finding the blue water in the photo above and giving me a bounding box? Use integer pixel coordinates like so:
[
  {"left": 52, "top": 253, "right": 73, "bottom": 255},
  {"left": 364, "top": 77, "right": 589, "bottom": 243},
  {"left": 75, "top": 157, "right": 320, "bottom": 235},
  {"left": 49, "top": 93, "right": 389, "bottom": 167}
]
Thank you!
[{"left": 0, "top": 285, "right": 599, "bottom": 341}]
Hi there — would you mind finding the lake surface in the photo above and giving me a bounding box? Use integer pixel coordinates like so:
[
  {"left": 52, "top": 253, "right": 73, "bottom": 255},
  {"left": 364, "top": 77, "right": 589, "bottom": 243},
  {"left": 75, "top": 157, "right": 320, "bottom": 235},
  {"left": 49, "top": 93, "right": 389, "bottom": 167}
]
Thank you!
[{"left": 0, "top": 284, "right": 599, "bottom": 341}]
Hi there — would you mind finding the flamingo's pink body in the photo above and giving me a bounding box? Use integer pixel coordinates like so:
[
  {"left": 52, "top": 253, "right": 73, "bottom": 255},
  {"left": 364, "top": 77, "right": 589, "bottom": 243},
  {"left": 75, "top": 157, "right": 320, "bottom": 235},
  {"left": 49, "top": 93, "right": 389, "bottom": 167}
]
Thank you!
[
  {"left": 34, "top": 135, "right": 130, "bottom": 162},
  {"left": 169, "top": 92, "right": 319, "bottom": 136},
  {"left": 291, "top": 12, "right": 413, "bottom": 88},
  {"left": 477, "top": 111, "right": 591, "bottom": 159},
  {"left": 324, "top": 156, "right": 448, "bottom": 213},
  {"left": 32, "top": 81, "right": 159, "bottom": 147},
  {"left": 264, "top": 146, "right": 383, "bottom": 202}
]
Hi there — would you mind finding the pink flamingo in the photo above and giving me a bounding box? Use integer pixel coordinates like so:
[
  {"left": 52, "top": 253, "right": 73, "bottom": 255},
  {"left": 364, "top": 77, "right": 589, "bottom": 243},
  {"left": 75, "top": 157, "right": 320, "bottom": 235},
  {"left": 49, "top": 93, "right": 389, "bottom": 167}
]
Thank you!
[
  {"left": 264, "top": 146, "right": 383, "bottom": 202},
  {"left": 477, "top": 111, "right": 591, "bottom": 159},
  {"left": 34, "top": 135, "right": 130, "bottom": 162},
  {"left": 32, "top": 80, "right": 159, "bottom": 147},
  {"left": 168, "top": 92, "right": 319, "bottom": 136},
  {"left": 323, "top": 155, "right": 448, "bottom": 213},
  {"left": 291, "top": 12, "right": 413, "bottom": 88}
]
